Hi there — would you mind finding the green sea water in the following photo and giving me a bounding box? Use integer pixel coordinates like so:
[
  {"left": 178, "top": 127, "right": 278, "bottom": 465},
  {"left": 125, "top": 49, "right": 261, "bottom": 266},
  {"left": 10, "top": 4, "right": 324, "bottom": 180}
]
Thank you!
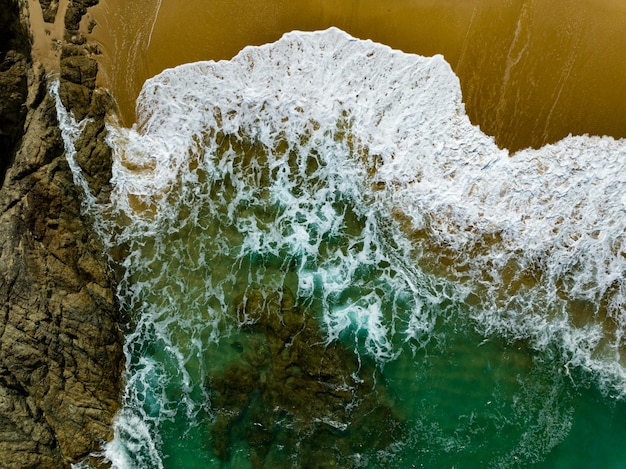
[{"left": 60, "top": 28, "right": 626, "bottom": 468}]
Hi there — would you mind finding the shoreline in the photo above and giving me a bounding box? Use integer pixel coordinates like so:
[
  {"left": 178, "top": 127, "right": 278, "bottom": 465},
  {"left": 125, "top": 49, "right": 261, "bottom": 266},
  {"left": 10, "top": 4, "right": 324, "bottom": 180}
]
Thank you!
[
  {"left": 88, "top": 0, "right": 626, "bottom": 151},
  {"left": 0, "top": 0, "right": 123, "bottom": 466}
]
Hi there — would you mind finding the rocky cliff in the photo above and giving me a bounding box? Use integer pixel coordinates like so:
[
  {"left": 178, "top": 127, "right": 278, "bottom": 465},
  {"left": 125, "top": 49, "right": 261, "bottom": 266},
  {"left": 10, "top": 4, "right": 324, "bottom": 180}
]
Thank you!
[{"left": 0, "top": 0, "right": 123, "bottom": 467}]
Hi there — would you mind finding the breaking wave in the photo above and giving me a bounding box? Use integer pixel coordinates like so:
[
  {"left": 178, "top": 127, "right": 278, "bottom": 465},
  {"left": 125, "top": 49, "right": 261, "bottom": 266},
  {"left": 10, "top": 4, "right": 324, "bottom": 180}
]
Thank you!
[{"left": 60, "top": 28, "right": 626, "bottom": 467}]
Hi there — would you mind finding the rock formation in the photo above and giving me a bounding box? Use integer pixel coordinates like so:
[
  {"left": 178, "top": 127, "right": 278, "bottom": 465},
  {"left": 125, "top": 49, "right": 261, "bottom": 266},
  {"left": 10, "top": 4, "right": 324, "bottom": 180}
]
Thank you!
[
  {"left": 209, "top": 288, "right": 403, "bottom": 468},
  {"left": 0, "top": 0, "right": 123, "bottom": 467}
]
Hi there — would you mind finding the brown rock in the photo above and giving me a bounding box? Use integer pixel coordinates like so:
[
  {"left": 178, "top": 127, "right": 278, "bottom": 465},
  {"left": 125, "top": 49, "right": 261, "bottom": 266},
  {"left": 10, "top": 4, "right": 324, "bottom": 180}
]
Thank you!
[
  {"left": 39, "top": 0, "right": 60, "bottom": 23},
  {"left": 60, "top": 55, "right": 97, "bottom": 89},
  {"left": 0, "top": 0, "right": 30, "bottom": 187},
  {"left": 209, "top": 287, "right": 403, "bottom": 467},
  {"left": 0, "top": 0, "right": 124, "bottom": 467}
]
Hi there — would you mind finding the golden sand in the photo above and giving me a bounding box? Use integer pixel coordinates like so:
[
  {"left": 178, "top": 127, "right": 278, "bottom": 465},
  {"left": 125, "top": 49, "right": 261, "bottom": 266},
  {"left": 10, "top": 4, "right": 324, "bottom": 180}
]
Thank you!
[{"left": 88, "top": 0, "right": 626, "bottom": 151}]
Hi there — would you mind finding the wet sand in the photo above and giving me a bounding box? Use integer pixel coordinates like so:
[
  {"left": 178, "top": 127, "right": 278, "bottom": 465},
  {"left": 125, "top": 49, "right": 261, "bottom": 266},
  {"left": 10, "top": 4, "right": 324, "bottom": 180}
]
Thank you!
[
  {"left": 27, "top": 0, "right": 70, "bottom": 73},
  {"left": 87, "top": 0, "right": 626, "bottom": 151}
]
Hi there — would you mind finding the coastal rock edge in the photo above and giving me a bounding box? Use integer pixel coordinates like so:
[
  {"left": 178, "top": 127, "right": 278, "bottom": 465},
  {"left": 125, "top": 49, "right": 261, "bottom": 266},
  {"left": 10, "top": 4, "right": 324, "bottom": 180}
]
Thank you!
[{"left": 0, "top": 0, "right": 123, "bottom": 467}]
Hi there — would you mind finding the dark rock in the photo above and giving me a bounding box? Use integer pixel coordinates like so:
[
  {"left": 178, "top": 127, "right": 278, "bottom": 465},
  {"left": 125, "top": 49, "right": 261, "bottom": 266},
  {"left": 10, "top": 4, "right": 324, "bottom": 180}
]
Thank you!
[
  {"left": 208, "top": 287, "right": 403, "bottom": 468},
  {"left": 0, "top": 82, "right": 124, "bottom": 467},
  {"left": 59, "top": 54, "right": 96, "bottom": 121},
  {"left": 0, "top": 0, "right": 30, "bottom": 188},
  {"left": 87, "top": 19, "right": 97, "bottom": 34},
  {"left": 63, "top": 0, "right": 100, "bottom": 38},
  {"left": 64, "top": 29, "right": 87, "bottom": 46},
  {"left": 39, "top": 0, "right": 59, "bottom": 23},
  {"left": 64, "top": 4, "right": 87, "bottom": 32},
  {"left": 61, "top": 42, "right": 88, "bottom": 58},
  {"left": 61, "top": 55, "right": 97, "bottom": 88},
  {"left": 0, "top": 0, "right": 124, "bottom": 467},
  {"left": 0, "top": 56, "right": 29, "bottom": 184},
  {"left": 72, "top": 102, "right": 115, "bottom": 202}
]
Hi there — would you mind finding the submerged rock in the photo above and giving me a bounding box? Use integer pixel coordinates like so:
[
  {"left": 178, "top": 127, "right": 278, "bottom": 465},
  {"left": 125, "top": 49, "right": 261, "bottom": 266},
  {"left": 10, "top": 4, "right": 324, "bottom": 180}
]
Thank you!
[
  {"left": 208, "top": 287, "right": 403, "bottom": 468},
  {"left": 0, "top": 0, "right": 123, "bottom": 467}
]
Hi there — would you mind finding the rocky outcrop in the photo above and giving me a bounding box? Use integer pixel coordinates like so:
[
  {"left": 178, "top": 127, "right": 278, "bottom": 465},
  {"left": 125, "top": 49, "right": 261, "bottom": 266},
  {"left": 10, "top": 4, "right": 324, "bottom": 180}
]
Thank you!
[
  {"left": 59, "top": 0, "right": 115, "bottom": 201},
  {"left": 0, "top": 0, "right": 30, "bottom": 186},
  {"left": 0, "top": 0, "right": 123, "bottom": 467},
  {"left": 209, "top": 288, "right": 403, "bottom": 468},
  {"left": 39, "top": 0, "right": 60, "bottom": 24}
]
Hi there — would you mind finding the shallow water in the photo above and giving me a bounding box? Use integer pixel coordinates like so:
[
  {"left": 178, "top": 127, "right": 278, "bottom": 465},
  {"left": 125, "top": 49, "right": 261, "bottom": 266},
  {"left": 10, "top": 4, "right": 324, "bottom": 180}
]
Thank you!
[{"left": 60, "top": 3, "right": 626, "bottom": 468}]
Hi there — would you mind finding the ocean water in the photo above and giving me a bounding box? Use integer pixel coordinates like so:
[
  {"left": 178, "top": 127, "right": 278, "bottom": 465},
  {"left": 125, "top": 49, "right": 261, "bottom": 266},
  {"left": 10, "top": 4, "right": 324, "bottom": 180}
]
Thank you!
[{"left": 59, "top": 29, "right": 626, "bottom": 468}]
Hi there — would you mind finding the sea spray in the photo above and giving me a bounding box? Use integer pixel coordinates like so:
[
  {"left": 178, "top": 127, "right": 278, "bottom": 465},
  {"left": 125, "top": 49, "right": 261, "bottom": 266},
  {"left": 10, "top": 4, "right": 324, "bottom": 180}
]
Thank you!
[{"left": 58, "top": 28, "right": 626, "bottom": 467}]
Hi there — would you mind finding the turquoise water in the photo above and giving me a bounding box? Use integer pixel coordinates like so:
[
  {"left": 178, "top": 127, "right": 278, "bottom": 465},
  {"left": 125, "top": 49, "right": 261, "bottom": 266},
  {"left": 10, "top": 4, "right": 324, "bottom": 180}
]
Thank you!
[{"left": 59, "top": 29, "right": 626, "bottom": 468}]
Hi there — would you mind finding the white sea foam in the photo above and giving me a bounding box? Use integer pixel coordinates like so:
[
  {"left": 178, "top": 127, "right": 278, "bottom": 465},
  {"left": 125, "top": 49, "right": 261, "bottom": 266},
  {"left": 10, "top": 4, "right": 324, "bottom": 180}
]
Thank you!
[
  {"left": 51, "top": 80, "right": 96, "bottom": 206},
  {"left": 102, "top": 410, "right": 164, "bottom": 469},
  {"left": 57, "top": 27, "right": 626, "bottom": 466},
  {"left": 106, "top": 27, "right": 626, "bottom": 393}
]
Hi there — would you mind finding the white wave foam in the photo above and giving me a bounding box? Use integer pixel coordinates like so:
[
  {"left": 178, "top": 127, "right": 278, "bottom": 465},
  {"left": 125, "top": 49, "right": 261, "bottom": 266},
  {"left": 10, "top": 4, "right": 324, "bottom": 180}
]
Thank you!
[
  {"left": 90, "top": 27, "right": 626, "bottom": 466},
  {"left": 106, "top": 28, "right": 626, "bottom": 395},
  {"left": 51, "top": 80, "right": 96, "bottom": 206},
  {"left": 103, "top": 410, "right": 164, "bottom": 469}
]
